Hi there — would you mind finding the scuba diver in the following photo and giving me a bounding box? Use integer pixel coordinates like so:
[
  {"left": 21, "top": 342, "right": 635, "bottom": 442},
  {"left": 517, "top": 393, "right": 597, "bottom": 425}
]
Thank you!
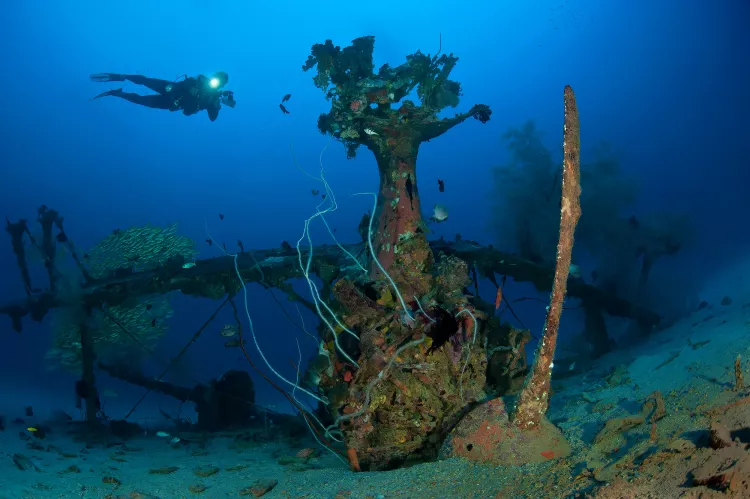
[{"left": 89, "top": 72, "right": 236, "bottom": 122}]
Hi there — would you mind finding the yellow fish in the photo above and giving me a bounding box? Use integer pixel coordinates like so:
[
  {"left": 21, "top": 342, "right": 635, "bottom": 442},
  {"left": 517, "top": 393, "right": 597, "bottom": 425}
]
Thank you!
[{"left": 27, "top": 427, "right": 37, "bottom": 432}]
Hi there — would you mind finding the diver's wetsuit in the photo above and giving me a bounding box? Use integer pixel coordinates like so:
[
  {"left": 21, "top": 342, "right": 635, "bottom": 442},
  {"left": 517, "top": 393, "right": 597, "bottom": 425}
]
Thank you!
[{"left": 90, "top": 73, "right": 228, "bottom": 121}]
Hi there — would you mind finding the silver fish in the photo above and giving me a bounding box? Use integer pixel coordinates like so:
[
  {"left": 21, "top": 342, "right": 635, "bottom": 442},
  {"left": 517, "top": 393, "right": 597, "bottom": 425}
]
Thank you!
[
  {"left": 430, "top": 204, "right": 449, "bottom": 223},
  {"left": 220, "top": 324, "right": 238, "bottom": 337},
  {"left": 568, "top": 264, "right": 581, "bottom": 279}
]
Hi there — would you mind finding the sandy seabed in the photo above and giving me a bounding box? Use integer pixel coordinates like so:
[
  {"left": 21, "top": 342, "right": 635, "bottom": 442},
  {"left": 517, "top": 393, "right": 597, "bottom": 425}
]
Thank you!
[{"left": 3, "top": 279, "right": 750, "bottom": 498}]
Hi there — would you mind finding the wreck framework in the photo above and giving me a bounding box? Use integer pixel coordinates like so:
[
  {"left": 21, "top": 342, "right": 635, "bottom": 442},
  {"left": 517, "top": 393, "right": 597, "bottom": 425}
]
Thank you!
[{"left": 1, "top": 38, "right": 662, "bottom": 471}]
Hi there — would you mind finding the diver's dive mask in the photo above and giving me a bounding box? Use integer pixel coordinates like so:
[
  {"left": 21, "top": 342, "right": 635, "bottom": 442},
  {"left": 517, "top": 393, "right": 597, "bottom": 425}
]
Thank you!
[{"left": 220, "top": 91, "right": 236, "bottom": 108}]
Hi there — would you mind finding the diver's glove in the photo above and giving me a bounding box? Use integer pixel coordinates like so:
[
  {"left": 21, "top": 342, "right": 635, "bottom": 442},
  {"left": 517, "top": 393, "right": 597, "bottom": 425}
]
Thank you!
[{"left": 89, "top": 73, "right": 125, "bottom": 83}]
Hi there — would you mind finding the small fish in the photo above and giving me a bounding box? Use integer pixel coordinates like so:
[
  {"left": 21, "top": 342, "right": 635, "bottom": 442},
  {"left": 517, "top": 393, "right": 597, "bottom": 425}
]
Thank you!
[
  {"left": 219, "top": 213, "right": 224, "bottom": 221},
  {"left": 628, "top": 215, "right": 639, "bottom": 229},
  {"left": 169, "top": 437, "right": 181, "bottom": 444},
  {"left": 364, "top": 128, "right": 378, "bottom": 136},
  {"left": 151, "top": 318, "right": 157, "bottom": 327},
  {"left": 83, "top": 253, "right": 90, "bottom": 259},
  {"left": 405, "top": 174, "right": 414, "bottom": 210},
  {"left": 321, "top": 194, "right": 326, "bottom": 199},
  {"left": 279, "top": 103, "right": 290, "bottom": 114},
  {"left": 112, "top": 229, "right": 121, "bottom": 235},
  {"left": 281, "top": 93, "right": 291, "bottom": 103},
  {"left": 430, "top": 204, "right": 448, "bottom": 223},
  {"left": 591, "top": 270, "right": 599, "bottom": 282},
  {"left": 182, "top": 262, "right": 196, "bottom": 269},
  {"left": 205, "top": 238, "right": 213, "bottom": 246},
  {"left": 237, "top": 240, "right": 245, "bottom": 252},
  {"left": 224, "top": 338, "right": 245, "bottom": 348},
  {"left": 56, "top": 232, "right": 68, "bottom": 243},
  {"left": 296, "top": 447, "right": 315, "bottom": 458},
  {"left": 155, "top": 431, "right": 170, "bottom": 438},
  {"left": 568, "top": 264, "right": 581, "bottom": 279},
  {"left": 101, "top": 389, "right": 118, "bottom": 398},
  {"left": 28, "top": 426, "right": 46, "bottom": 438},
  {"left": 494, "top": 287, "right": 503, "bottom": 310},
  {"left": 146, "top": 304, "right": 153, "bottom": 311},
  {"left": 312, "top": 189, "right": 319, "bottom": 196},
  {"left": 569, "top": 361, "right": 576, "bottom": 371},
  {"left": 438, "top": 179, "right": 445, "bottom": 192},
  {"left": 220, "top": 324, "right": 238, "bottom": 337}
]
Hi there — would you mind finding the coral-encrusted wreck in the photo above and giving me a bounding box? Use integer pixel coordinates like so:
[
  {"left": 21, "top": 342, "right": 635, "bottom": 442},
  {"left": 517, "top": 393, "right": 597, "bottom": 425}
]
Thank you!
[
  {"left": 303, "top": 36, "right": 493, "bottom": 469},
  {"left": 304, "top": 35, "right": 491, "bottom": 294}
]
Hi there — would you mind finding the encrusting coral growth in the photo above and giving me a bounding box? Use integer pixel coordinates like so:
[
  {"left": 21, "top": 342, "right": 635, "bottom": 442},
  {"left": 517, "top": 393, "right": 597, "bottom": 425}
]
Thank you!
[
  {"left": 512, "top": 84, "right": 581, "bottom": 430},
  {"left": 303, "top": 35, "right": 491, "bottom": 296},
  {"left": 300, "top": 36, "right": 495, "bottom": 469},
  {"left": 439, "top": 85, "right": 581, "bottom": 467}
]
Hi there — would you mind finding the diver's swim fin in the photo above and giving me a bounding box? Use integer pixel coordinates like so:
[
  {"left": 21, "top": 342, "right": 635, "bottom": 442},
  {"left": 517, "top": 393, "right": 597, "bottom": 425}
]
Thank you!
[
  {"left": 90, "top": 88, "right": 123, "bottom": 101},
  {"left": 89, "top": 73, "right": 125, "bottom": 83}
]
